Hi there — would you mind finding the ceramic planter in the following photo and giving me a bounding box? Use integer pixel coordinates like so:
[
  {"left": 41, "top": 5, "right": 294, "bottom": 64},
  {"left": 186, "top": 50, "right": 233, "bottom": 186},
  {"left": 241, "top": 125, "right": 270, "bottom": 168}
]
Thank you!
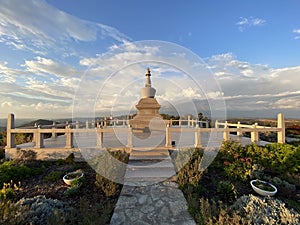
[
  {"left": 63, "top": 171, "right": 84, "bottom": 185},
  {"left": 250, "top": 180, "right": 277, "bottom": 196}
]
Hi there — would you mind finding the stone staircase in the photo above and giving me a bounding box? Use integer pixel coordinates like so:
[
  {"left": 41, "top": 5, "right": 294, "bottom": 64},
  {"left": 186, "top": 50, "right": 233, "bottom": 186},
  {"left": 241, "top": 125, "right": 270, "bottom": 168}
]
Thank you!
[
  {"left": 124, "top": 148, "right": 176, "bottom": 186},
  {"left": 110, "top": 148, "right": 196, "bottom": 225}
]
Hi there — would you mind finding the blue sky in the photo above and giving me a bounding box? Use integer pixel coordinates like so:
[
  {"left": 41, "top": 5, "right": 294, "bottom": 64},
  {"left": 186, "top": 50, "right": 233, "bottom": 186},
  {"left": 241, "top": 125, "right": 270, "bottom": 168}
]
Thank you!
[{"left": 0, "top": 0, "right": 300, "bottom": 119}]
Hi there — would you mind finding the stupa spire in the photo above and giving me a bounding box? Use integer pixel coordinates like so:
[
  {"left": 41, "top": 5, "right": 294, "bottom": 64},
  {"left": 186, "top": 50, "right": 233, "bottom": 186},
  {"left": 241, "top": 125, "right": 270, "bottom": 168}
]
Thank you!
[
  {"left": 145, "top": 67, "right": 151, "bottom": 87},
  {"left": 141, "top": 67, "right": 156, "bottom": 98}
]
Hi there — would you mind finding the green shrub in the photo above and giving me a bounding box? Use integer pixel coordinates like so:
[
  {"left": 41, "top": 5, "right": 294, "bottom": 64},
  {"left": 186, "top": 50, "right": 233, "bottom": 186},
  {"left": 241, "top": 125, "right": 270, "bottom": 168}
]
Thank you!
[
  {"left": 175, "top": 148, "right": 204, "bottom": 186},
  {"left": 217, "top": 181, "right": 237, "bottom": 203},
  {"left": 94, "top": 150, "right": 129, "bottom": 197},
  {"left": 0, "top": 148, "right": 4, "bottom": 159},
  {"left": 44, "top": 171, "right": 63, "bottom": 182},
  {"left": 0, "top": 181, "right": 21, "bottom": 200},
  {"left": 0, "top": 160, "right": 41, "bottom": 188},
  {"left": 65, "top": 153, "right": 75, "bottom": 164}
]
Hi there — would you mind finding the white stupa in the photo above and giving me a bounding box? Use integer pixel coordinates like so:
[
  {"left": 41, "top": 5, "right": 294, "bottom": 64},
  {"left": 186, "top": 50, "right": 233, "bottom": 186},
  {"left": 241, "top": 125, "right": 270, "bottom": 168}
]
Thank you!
[{"left": 130, "top": 68, "right": 162, "bottom": 132}]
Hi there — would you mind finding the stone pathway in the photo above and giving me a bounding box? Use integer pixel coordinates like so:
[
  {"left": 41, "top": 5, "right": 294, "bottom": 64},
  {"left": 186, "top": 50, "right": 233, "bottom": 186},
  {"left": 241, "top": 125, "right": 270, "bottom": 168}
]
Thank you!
[{"left": 110, "top": 148, "right": 196, "bottom": 225}]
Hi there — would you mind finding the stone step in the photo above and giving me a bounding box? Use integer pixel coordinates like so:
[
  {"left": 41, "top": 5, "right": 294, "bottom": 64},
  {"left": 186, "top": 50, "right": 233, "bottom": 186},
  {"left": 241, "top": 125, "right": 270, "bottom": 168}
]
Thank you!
[
  {"left": 125, "top": 166, "right": 175, "bottom": 178},
  {"left": 128, "top": 158, "right": 173, "bottom": 167},
  {"left": 130, "top": 149, "right": 169, "bottom": 156},
  {"left": 129, "top": 154, "right": 170, "bottom": 160},
  {"left": 123, "top": 177, "right": 174, "bottom": 186}
]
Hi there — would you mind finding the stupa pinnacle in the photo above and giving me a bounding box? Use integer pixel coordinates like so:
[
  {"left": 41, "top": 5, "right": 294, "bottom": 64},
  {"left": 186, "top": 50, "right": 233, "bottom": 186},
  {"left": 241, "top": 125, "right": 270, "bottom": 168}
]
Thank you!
[{"left": 141, "top": 67, "right": 156, "bottom": 98}]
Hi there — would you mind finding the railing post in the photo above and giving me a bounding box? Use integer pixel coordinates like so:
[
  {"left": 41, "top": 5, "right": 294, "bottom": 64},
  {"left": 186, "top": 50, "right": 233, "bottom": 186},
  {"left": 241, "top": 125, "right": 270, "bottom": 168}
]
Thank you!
[
  {"left": 194, "top": 126, "right": 202, "bottom": 148},
  {"left": 277, "top": 113, "right": 285, "bottom": 144},
  {"left": 223, "top": 121, "right": 230, "bottom": 141},
  {"left": 127, "top": 125, "right": 132, "bottom": 148},
  {"left": 237, "top": 121, "right": 242, "bottom": 136},
  {"left": 6, "top": 113, "right": 15, "bottom": 148},
  {"left": 165, "top": 124, "right": 171, "bottom": 148},
  {"left": 188, "top": 115, "right": 191, "bottom": 127},
  {"left": 52, "top": 122, "right": 57, "bottom": 139},
  {"left": 251, "top": 123, "right": 258, "bottom": 143},
  {"left": 76, "top": 121, "right": 79, "bottom": 129},
  {"left": 65, "top": 125, "right": 74, "bottom": 148},
  {"left": 97, "top": 127, "right": 103, "bottom": 148},
  {"left": 179, "top": 119, "right": 182, "bottom": 127},
  {"left": 215, "top": 120, "right": 219, "bottom": 128},
  {"left": 34, "top": 126, "right": 44, "bottom": 148},
  {"left": 86, "top": 120, "right": 89, "bottom": 129}
]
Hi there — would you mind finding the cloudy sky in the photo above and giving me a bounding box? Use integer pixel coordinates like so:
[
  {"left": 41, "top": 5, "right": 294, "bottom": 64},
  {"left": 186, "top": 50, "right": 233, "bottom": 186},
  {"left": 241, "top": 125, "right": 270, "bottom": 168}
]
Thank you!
[{"left": 0, "top": 0, "right": 299, "bottom": 119}]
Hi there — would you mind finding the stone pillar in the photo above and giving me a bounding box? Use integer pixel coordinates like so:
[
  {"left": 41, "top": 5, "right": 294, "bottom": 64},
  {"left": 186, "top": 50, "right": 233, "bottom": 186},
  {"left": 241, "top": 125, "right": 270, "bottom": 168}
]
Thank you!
[
  {"left": 237, "top": 121, "right": 242, "bottom": 136},
  {"left": 86, "top": 120, "right": 89, "bottom": 129},
  {"left": 194, "top": 126, "right": 201, "bottom": 148},
  {"left": 223, "top": 121, "right": 230, "bottom": 141},
  {"left": 127, "top": 125, "right": 132, "bottom": 148},
  {"left": 215, "top": 120, "right": 219, "bottom": 128},
  {"left": 188, "top": 115, "right": 191, "bottom": 127},
  {"left": 65, "top": 126, "right": 74, "bottom": 148},
  {"left": 165, "top": 124, "right": 171, "bottom": 148},
  {"left": 76, "top": 121, "right": 79, "bottom": 129},
  {"left": 251, "top": 123, "right": 258, "bottom": 143},
  {"left": 104, "top": 117, "right": 107, "bottom": 128},
  {"left": 97, "top": 128, "right": 103, "bottom": 148},
  {"left": 34, "top": 127, "right": 44, "bottom": 148},
  {"left": 6, "top": 113, "right": 15, "bottom": 148},
  {"left": 91, "top": 120, "right": 95, "bottom": 127},
  {"left": 52, "top": 122, "right": 57, "bottom": 139},
  {"left": 277, "top": 113, "right": 285, "bottom": 144},
  {"left": 179, "top": 119, "right": 182, "bottom": 127}
]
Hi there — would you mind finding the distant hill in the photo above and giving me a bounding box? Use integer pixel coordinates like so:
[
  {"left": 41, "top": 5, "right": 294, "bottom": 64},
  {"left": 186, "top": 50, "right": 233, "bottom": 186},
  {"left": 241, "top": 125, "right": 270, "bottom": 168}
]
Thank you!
[{"left": 18, "top": 119, "right": 55, "bottom": 128}]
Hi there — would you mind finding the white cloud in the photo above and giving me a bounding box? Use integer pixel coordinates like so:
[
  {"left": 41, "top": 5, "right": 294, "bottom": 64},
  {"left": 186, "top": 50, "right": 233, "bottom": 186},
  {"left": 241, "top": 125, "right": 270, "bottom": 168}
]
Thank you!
[
  {"left": 208, "top": 53, "right": 300, "bottom": 116},
  {"left": 236, "top": 17, "right": 266, "bottom": 31},
  {"left": 0, "top": 0, "right": 129, "bottom": 55},
  {"left": 293, "top": 28, "right": 300, "bottom": 39}
]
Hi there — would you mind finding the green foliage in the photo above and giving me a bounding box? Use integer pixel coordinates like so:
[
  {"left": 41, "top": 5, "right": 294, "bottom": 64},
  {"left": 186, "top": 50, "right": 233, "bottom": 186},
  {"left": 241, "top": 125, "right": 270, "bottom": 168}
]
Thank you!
[
  {"left": 51, "top": 196, "right": 114, "bottom": 225},
  {"left": 175, "top": 148, "right": 204, "bottom": 187},
  {"left": 55, "top": 153, "right": 75, "bottom": 165},
  {"left": 63, "top": 186, "right": 80, "bottom": 198},
  {"left": 94, "top": 150, "right": 129, "bottom": 197},
  {"left": 217, "top": 181, "right": 237, "bottom": 203},
  {"left": 95, "top": 175, "right": 120, "bottom": 197},
  {"left": 0, "top": 160, "right": 41, "bottom": 188},
  {"left": 0, "top": 131, "right": 6, "bottom": 147},
  {"left": 0, "top": 181, "right": 21, "bottom": 200},
  {"left": 14, "top": 133, "right": 33, "bottom": 145},
  {"left": 65, "top": 153, "right": 75, "bottom": 164},
  {"left": 0, "top": 181, "right": 24, "bottom": 225},
  {"left": 44, "top": 171, "right": 63, "bottom": 182},
  {"left": 217, "top": 141, "right": 300, "bottom": 182},
  {"left": 0, "top": 148, "right": 4, "bottom": 159}
]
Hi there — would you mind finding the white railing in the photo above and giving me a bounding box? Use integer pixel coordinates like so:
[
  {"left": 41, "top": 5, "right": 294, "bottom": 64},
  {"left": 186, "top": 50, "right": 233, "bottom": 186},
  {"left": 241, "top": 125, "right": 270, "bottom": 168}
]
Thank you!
[{"left": 5, "top": 113, "right": 285, "bottom": 151}]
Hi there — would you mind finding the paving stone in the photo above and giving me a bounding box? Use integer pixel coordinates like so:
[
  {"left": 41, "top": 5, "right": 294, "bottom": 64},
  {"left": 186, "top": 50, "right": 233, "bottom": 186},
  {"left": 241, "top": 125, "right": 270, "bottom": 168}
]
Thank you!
[{"left": 110, "top": 148, "right": 196, "bottom": 225}]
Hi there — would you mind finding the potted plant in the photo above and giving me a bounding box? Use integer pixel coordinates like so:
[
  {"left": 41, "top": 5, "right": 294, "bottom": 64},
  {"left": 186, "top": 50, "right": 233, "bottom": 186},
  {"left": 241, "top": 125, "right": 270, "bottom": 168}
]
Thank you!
[
  {"left": 250, "top": 179, "right": 277, "bottom": 196},
  {"left": 63, "top": 170, "right": 84, "bottom": 186}
]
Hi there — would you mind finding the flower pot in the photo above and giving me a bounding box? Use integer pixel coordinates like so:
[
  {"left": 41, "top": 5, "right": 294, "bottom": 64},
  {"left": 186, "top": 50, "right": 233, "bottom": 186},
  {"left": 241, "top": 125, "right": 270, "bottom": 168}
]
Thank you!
[
  {"left": 63, "top": 171, "right": 84, "bottom": 186},
  {"left": 250, "top": 180, "right": 277, "bottom": 196}
]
